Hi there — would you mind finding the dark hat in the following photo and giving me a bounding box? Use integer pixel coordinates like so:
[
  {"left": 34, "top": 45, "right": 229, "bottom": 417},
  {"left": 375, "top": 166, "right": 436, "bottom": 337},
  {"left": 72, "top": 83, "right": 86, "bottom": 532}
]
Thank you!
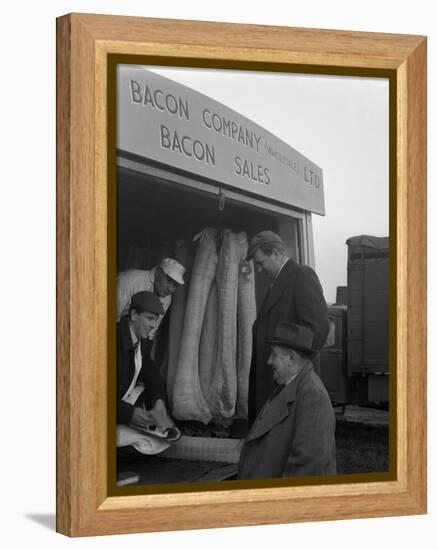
[
  {"left": 266, "top": 322, "right": 315, "bottom": 355},
  {"left": 246, "top": 230, "right": 284, "bottom": 260},
  {"left": 130, "top": 291, "right": 164, "bottom": 315}
]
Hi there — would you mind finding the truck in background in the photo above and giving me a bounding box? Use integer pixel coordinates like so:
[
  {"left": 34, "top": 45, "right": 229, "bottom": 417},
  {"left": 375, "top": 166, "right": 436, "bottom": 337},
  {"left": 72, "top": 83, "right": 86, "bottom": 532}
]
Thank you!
[{"left": 320, "top": 235, "right": 389, "bottom": 407}]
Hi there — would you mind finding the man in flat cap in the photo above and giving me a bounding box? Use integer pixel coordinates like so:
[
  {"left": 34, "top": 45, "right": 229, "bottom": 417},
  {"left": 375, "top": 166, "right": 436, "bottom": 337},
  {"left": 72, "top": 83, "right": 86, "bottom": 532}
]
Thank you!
[
  {"left": 117, "top": 291, "right": 180, "bottom": 444},
  {"left": 238, "top": 322, "right": 336, "bottom": 479},
  {"left": 246, "top": 230, "right": 329, "bottom": 426}
]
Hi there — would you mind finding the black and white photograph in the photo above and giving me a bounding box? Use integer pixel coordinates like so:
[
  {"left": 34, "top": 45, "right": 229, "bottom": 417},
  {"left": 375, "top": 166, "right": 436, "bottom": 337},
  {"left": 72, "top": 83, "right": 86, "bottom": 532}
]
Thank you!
[
  {"left": 2, "top": 0, "right": 433, "bottom": 545},
  {"left": 114, "top": 64, "right": 390, "bottom": 488}
]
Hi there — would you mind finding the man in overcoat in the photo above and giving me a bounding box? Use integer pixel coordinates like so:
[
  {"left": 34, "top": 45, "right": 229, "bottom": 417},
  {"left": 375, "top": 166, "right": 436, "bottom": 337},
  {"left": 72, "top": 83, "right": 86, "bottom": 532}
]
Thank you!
[
  {"left": 238, "top": 322, "right": 336, "bottom": 479},
  {"left": 246, "top": 230, "right": 329, "bottom": 425}
]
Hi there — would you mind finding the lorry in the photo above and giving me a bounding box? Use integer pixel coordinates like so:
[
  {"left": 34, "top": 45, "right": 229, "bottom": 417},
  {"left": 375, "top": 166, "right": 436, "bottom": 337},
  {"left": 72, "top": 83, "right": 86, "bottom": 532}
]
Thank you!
[{"left": 320, "top": 235, "right": 390, "bottom": 407}]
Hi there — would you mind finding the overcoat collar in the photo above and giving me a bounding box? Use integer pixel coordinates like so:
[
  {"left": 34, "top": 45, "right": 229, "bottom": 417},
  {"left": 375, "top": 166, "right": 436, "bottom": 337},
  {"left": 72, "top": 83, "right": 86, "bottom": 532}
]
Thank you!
[
  {"left": 259, "top": 258, "right": 296, "bottom": 317},
  {"left": 119, "top": 316, "right": 135, "bottom": 352},
  {"left": 246, "top": 360, "right": 313, "bottom": 442}
]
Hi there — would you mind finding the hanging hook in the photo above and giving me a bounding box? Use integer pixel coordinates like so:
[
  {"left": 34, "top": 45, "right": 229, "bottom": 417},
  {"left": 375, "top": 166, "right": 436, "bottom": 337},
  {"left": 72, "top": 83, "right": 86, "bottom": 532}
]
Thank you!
[{"left": 218, "top": 187, "right": 226, "bottom": 212}]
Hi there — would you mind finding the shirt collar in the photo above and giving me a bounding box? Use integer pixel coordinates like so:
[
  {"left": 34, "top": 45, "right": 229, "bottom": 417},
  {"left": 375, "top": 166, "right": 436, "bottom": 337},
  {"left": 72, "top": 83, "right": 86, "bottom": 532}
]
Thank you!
[
  {"left": 283, "top": 358, "right": 310, "bottom": 386},
  {"left": 128, "top": 322, "right": 139, "bottom": 347},
  {"left": 275, "top": 257, "right": 289, "bottom": 279},
  {"left": 283, "top": 371, "right": 300, "bottom": 386}
]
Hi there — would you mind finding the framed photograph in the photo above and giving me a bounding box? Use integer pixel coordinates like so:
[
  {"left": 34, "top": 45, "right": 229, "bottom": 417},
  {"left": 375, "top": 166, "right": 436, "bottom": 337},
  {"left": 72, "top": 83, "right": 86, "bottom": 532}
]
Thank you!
[{"left": 56, "top": 13, "right": 426, "bottom": 536}]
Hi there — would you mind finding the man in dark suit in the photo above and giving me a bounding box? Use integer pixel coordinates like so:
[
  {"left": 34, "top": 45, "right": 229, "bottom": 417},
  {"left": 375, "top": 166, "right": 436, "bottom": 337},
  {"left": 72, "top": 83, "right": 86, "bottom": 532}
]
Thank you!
[
  {"left": 117, "top": 291, "right": 180, "bottom": 442},
  {"left": 247, "top": 230, "right": 329, "bottom": 426},
  {"left": 238, "top": 323, "right": 336, "bottom": 479}
]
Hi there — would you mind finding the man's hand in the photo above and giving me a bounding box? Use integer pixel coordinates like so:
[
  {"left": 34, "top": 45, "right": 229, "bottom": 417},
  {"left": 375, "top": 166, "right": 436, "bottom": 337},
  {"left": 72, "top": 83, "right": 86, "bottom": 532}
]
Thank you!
[{"left": 130, "top": 406, "right": 155, "bottom": 430}]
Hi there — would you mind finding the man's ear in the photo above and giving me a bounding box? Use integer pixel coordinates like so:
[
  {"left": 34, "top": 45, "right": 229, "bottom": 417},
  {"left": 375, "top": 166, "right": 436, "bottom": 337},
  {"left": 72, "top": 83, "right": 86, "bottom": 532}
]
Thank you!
[{"left": 129, "top": 309, "right": 138, "bottom": 322}]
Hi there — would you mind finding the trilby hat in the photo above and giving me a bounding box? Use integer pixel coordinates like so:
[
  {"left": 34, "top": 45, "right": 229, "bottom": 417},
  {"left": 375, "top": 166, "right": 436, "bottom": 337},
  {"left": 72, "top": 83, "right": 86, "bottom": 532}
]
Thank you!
[{"left": 266, "top": 322, "right": 316, "bottom": 355}]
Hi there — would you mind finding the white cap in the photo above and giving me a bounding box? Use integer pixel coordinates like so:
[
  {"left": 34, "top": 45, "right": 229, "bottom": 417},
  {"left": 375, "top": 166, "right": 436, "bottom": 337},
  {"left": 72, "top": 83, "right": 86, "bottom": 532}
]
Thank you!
[{"left": 159, "top": 258, "right": 185, "bottom": 285}]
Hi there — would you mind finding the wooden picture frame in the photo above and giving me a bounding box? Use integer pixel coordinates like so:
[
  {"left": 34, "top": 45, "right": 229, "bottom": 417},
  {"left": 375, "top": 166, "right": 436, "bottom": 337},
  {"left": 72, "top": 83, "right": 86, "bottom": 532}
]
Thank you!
[{"left": 56, "top": 13, "right": 427, "bottom": 536}]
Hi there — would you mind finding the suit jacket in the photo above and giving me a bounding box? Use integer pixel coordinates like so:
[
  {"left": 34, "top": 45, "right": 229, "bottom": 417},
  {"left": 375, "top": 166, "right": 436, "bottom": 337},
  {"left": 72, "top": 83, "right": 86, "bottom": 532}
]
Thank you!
[
  {"left": 117, "top": 316, "right": 165, "bottom": 425},
  {"left": 238, "top": 360, "right": 336, "bottom": 479},
  {"left": 249, "top": 259, "right": 329, "bottom": 424}
]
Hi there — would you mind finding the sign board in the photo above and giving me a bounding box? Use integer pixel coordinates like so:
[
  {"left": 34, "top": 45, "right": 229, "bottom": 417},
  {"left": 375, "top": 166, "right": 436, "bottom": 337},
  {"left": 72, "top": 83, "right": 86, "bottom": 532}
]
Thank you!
[{"left": 117, "top": 66, "right": 325, "bottom": 215}]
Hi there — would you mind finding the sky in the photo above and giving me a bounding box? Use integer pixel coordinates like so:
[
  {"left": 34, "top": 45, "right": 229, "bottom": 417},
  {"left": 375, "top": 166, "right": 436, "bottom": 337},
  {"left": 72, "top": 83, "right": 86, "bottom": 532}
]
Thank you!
[{"left": 141, "top": 66, "right": 389, "bottom": 303}]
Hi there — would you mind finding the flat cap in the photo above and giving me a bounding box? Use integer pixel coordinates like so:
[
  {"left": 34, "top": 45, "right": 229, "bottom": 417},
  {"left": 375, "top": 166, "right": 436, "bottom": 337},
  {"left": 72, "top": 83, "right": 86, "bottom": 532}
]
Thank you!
[
  {"left": 246, "top": 230, "right": 284, "bottom": 260},
  {"left": 130, "top": 291, "right": 164, "bottom": 315},
  {"left": 159, "top": 258, "right": 185, "bottom": 285}
]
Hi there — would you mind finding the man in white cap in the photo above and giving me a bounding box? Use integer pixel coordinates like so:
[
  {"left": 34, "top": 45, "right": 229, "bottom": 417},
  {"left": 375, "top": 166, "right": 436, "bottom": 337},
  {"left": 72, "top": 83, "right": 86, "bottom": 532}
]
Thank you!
[{"left": 116, "top": 257, "right": 185, "bottom": 345}]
